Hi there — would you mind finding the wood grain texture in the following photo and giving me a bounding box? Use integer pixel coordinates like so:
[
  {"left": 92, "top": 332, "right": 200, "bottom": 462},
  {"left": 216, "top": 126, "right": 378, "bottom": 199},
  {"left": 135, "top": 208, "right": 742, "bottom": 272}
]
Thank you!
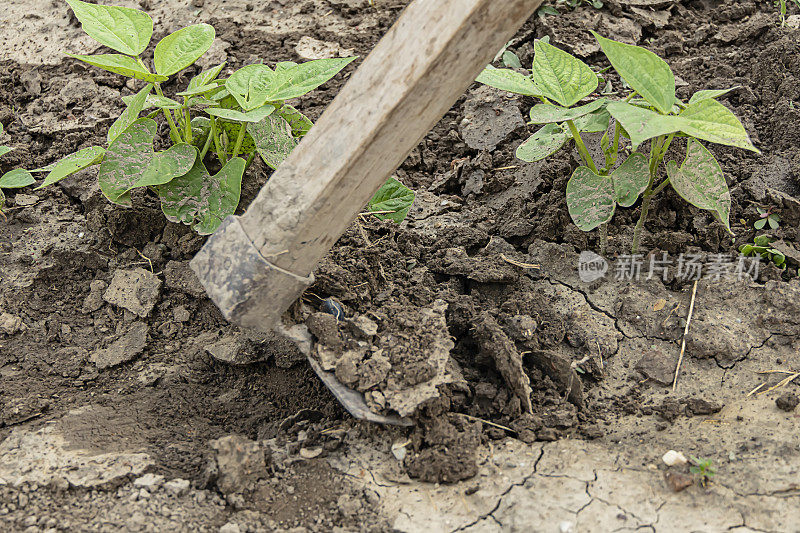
[{"left": 238, "top": 0, "right": 542, "bottom": 276}]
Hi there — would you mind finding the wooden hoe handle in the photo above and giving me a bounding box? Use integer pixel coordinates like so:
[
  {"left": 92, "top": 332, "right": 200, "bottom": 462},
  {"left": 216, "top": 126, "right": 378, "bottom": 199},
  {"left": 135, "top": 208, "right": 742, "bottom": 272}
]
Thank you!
[{"left": 191, "top": 0, "right": 542, "bottom": 331}]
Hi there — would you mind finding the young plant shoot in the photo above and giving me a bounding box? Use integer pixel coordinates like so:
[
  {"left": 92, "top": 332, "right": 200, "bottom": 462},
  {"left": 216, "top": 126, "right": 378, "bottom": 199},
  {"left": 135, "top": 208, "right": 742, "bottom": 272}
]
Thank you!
[
  {"left": 0, "top": 123, "right": 35, "bottom": 215},
  {"left": 29, "top": 1, "right": 414, "bottom": 234},
  {"left": 476, "top": 34, "right": 758, "bottom": 253}
]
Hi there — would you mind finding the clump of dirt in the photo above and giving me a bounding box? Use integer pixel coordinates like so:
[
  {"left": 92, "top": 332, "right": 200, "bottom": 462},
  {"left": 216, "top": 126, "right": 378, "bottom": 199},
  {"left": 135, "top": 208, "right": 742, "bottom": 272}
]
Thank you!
[{"left": 2, "top": 0, "right": 800, "bottom": 530}]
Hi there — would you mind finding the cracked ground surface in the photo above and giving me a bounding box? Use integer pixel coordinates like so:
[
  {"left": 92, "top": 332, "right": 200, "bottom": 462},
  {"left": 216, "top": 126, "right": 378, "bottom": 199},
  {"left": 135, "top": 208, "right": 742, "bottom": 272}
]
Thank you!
[{"left": 2, "top": 0, "right": 800, "bottom": 531}]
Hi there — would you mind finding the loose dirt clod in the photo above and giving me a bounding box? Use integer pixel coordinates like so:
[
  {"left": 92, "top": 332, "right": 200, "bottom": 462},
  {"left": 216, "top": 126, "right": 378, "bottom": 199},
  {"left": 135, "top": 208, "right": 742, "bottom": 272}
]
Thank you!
[
  {"left": 474, "top": 313, "right": 533, "bottom": 414},
  {"left": 103, "top": 268, "right": 162, "bottom": 317}
]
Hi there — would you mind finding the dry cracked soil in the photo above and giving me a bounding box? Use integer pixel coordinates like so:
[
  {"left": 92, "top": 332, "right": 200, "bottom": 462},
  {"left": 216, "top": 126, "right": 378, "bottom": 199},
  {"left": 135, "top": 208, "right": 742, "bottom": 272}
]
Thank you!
[{"left": 1, "top": 0, "right": 800, "bottom": 532}]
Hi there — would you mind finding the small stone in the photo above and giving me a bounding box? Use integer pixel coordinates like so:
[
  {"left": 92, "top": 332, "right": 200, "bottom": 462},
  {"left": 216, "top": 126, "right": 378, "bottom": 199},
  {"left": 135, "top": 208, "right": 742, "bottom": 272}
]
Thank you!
[
  {"left": 133, "top": 473, "right": 164, "bottom": 490},
  {"left": 299, "top": 447, "right": 323, "bottom": 459},
  {"left": 662, "top": 450, "right": 688, "bottom": 467},
  {"left": 219, "top": 523, "right": 240, "bottom": 533},
  {"left": 558, "top": 521, "right": 575, "bottom": 533},
  {"left": 391, "top": 441, "right": 408, "bottom": 461},
  {"left": 0, "top": 312, "right": 24, "bottom": 335},
  {"left": 103, "top": 268, "right": 162, "bottom": 317},
  {"left": 776, "top": 393, "right": 799, "bottom": 412},
  {"left": 164, "top": 478, "right": 191, "bottom": 496},
  {"left": 172, "top": 306, "right": 190, "bottom": 322},
  {"left": 664, "top": 471, "right": 694, "bottom": 492},
  {"left": 684, "top": 398, "right": 722, "bottom": 416}
]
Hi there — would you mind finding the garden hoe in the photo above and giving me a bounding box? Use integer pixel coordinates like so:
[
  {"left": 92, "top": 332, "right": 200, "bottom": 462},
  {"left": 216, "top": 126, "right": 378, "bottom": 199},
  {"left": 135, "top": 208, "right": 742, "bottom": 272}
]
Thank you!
[{"left": 191, "top": 0, "right": 543, "bottom": 424}]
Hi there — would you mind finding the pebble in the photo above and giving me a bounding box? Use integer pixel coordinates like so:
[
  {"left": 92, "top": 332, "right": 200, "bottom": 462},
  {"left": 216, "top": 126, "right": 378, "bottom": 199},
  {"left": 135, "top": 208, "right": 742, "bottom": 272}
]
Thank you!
[
  {"left": 133, "top": 473, "right": 165, "bottom": 490},
  {"left": 776, "top": 393, "right": 799, "bottom": 412},
  {"left": 662, "top": 450, "right": 688, "bottom": 467},
  {"left": 219, "top": 523, "right": 241, "bottom": 533},
  {"left": 164, "top": 478, "right": 191, "bottom": 496}
]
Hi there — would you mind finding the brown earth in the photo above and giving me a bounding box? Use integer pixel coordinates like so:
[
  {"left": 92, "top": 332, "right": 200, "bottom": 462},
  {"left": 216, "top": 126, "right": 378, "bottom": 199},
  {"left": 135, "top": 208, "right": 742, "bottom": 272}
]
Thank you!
[{"left": 1, "top": 0, "right": 799, "bottom": 531}]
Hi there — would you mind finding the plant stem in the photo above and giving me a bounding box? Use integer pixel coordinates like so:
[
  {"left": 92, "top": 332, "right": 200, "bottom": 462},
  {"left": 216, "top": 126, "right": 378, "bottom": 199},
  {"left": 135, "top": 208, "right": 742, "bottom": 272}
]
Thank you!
[
  {"left": 199, "top": 126, "right": 214, "bottom": 159},
  {"left": 566, "top": 119, "right": 598, "bottom": 173},
  {"left": 244, "top": 150, "right": 257, "bottom": 171},
  {"left": 651, "top": 177, "right": 670, "bottom": 196},
  {"left": 154, "top": 83, "right": 183, "bottom": 143},
  {"left": 210, "top": 118, "right": 227, "bottom": 164},
  {"left": 599, "top": 223, "right": 608, "bottom": 255},
  {"left": 231, "top": 123, "right": 246, "bottom": 160},
  {"left": 183, "top": 98, "right": 192, "bottom": 144},
  {"left": 631, "top": 192, "right": 651, "bottom": 253},
  {"left": 632, "top": 135, "right": 673, "bottom": 253}
]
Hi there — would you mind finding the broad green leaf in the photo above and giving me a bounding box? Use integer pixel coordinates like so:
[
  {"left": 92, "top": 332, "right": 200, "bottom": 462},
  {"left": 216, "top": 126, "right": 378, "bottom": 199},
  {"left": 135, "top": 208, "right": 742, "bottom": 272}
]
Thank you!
[
  {"left": 0, "top": 189, "right": 4, "bottom": 211},
  {"left": 34, "top": 146, "right": 105, "bottom": 189},
  {"left": 516, "top": 124, "right": 568, "bottom": 162},
  {"left": 532, "top": 39, "right": 597, "bottom": 107},
  {"left": 187, "top": 96, "right": 217, "bottom": 107},
  {"left": 573, "top": 109, "right": 611, "bottom": 133},
  {"left": 66, "top": 0, "right": 153, "bottom": 56},
  {"left": 592, "top": 32, "right": 675, "bottom": 114},
  {"left": 529, "top": 98, "right": 606, "bottom": 124},
  {"left": 368, "top": 177, "right": 415, "bottom": 222},
  {"left": 475, "top": 67, "right": 540, "bottom": 96},
  {"left": 667, "top": 140, "right": 731, "bottom": 232},
  {"left": 688, "top": 87, "right": 738, "bottom": 105},
  {"left": 0, "top": 146, "right": 12, "bottom": 158},
  {"left": 678, "top": 99, "right": 759, "bottom": 152},
  {"left": 157, "top": 151, "right": 245, "bottom": 235},
  {"left": 265, "top": 57, "right": 357, "bottom": 101},
  {"left": 611, "top": 153, "right": 649, "bottom": 207},
  {"left": 606, "top": 102, "right": 679, "bottom": 149},
  {"left": 629, "top": 98, "right": 682, "bottom": 114},
  {"left": 566, "top": 166, "right": 615, "bottom": 231},
  {"left": 225, "top": 64, "right": 275, "bottom": 111},
  {"left": 206, "top": 104, "right": 276, "bottom": 123},
  {"left": 177, "top": 83, "right": 219, "bottom": 97},
  {"left": 276, "top": 104, "right": 313, "bottom": 137},
  {"left": 275, "top": 61, "right": 298, "bottom": 71},
  {"left": 0, "top": 169, "right": 34, "bottom": 189},
  {"left": 247, "top": 114, "right": 297, "bottom": 170},
  {"left": 123, "top": 93, "right": 182, "bottom": 110},
  {"left": 98, "top": 118, "right": 195, "bottom": 205},
  {"left": 109, "top": 83, "right": 152, "bottom": 144},
  {"left": 66, "top": 53, "right": 168, "bottom": 83},
  {"left": 502, "top": 51, "right": 522, "bottom": 69},
  {"left": 154, "top": 24, "right": 215, "bottom": 76},
  {"left": 187, "top": 62, "right": 226, "bottom": 91}
]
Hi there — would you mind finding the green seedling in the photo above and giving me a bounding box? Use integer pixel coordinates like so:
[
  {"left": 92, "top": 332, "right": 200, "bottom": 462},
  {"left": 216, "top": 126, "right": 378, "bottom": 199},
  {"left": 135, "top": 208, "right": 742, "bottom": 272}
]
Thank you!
[
  {"left": 740, "top": 234, "right": 786, "bottom": 269},
  {"left": 689, "top": 455, "right": 716, "bottom": 487},
  {"left": 476, "top": 34, "right": 758, "bottom": 253},
  {"left": 32, "top": 1, "right": 414, "bottom": 234},
  {"left": 755, "top": 207, "right": 781, "bottom": 230},
  {"left": 0, "top": 123, "right": 35, "bottom": 215},
  {"left": 777, "top": 0, "right": 800, "bottom": 26}
]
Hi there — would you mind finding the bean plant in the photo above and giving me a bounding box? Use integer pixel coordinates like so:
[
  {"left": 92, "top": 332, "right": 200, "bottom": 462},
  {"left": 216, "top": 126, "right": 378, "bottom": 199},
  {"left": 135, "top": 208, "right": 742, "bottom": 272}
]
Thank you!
[
  {"left": 31, "top": 0, "right": 414, "bottom": 234},
  {"left": 476, "top": 35, "right": 758, "bottom": 253},
  {"left": 0, "top": 124, "right": 35, "bottom": 215}
]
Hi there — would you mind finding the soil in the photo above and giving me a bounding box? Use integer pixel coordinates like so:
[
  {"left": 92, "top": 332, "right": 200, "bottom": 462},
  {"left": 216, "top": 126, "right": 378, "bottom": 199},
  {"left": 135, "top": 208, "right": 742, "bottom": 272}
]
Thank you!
[{"left": 1, "top": 0, "right": 800, "bottom": 531}]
